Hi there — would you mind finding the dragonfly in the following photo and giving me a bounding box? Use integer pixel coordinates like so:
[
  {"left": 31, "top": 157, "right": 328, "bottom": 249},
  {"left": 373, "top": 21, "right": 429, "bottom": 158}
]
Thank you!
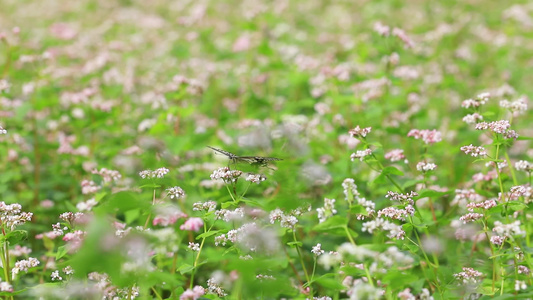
[{"left": 207, "top": 146, "right": 283, "bottom": 167}]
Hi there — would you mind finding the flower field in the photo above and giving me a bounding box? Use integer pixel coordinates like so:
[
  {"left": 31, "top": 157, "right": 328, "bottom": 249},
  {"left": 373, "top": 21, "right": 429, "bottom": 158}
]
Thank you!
[{"left": 1, "top": 0, "right": 533, "bottom": 299}]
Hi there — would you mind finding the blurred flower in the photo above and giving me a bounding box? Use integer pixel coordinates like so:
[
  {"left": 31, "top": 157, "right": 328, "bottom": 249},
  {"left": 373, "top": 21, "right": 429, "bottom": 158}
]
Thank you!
[
  {"left": 407, "top": 129, "right": 442, "bottom": 144},
  {"left": 384, "top": 149, "right": 405, "bottom": 162},
  {"left": 460, "top": 145, "right": 487, "bottom": 157},
  {"left": 350, "top": 149, "right": 372, "bottom": 161},
  {"left": 416, "top": 162, "right": 437, "bottom": 172},
  {"left": 453, "top": 267, "right": 483, "bottom": 284},
  {"left": 311, "top": 243, "right": 325, "bottom": 256},
  {"left": 180, "top": 286, "right": 205, "bottom": 300},
  {"left": 180, "top": 217, "right": 204, "bottom": 232},
  {"left": 12, "top": 257, "right": 40, "bottom": 279},
  {"left": 166, "top": 186, "right": 186, "bottom": 200},
  {"left": 317, "top": 198, "right": 337, "bottom": 223}
]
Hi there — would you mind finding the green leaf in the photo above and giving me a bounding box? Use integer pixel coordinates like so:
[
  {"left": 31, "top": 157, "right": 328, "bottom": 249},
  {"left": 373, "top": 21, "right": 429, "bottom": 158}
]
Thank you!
[
  {"left": 506, "top": 202, "right": 527, "bottom": 212},
  {"left": 177, "top": 263, "right": 195, "bottom": 274},
  {"left": 315, "top": 274, "right": 345, "bottom": 290},
  {"left": 95, "top": 191, "right": 149, "bottom": 214},
  {"left": 5, "top": 230, "right": 27, "bottom": 244},
  {"left": 55, "top": 245, "right": 68, "bottom": 260},
  {"left": 139, "top": 184, "right": 161, "bottom": 189},
  {"left": 516, "top": 136, "right": 533, "bottom": 141},
  {"left": 416, "top": 189, "right": 451, "bottom": 199},
  {"left": 196, "top": 230, "right": 220, "bottom": 240},
  {"left": 312, "top": 216, "right": 347, "bottom": 231},
  {"left": 382, "top": 271, "right": 418, "bottom": 289},
  {"left": 381, "top": 166, "right": 404, "bottom": 176},
  {"left": 349, "top": 205, "right": 369, "bottom": 215},
  {"left": 286, "top": 241, "right": 303, "bottom": 248}
]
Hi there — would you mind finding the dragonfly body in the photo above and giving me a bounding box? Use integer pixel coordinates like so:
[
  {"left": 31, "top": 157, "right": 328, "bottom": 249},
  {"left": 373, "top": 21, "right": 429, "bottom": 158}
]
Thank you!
[{"left": 207, "top": 146, "right": 282, "bottom": 167}]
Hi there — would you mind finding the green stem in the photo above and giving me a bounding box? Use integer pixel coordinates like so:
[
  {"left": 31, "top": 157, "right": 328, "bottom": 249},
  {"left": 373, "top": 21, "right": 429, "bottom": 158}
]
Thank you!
[{"left": 292, "top": 230, "right": 311, "bottom": 293}]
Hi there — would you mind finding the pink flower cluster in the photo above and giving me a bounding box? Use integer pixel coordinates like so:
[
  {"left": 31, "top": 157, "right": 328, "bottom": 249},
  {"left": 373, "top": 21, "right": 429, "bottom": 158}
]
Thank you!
[
  {"left": 180, "top": 286, "right": 205, "bottom": 300},
  {"left": 348, "top": 126, "right": 372, "bottom": 138},
  {"left": 407, "top": 129, "right": 442, "bottom": 144},
  {"left": 460, "top": 144, "right": 487, "bottom": 157}
]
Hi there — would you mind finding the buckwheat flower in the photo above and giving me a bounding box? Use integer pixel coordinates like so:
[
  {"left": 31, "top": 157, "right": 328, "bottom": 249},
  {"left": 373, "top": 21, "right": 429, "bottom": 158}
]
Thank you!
[
  {"left": 188, "top": 242, "right": 200, "bottom": 252},
  {"left": 214, "top": 234, "right": 228, "bottom": 246},
  {"left": 180, "top": 217, "right": 204, "bottom": 232},
  {"left": 453, "top": 267, "right": 483, "bottom": 284},
  {"left": 256, "top": 274, "right": 276, "bottom": 281},
  {"left": 166, "top": 186, "right": 186, "bottom": 199},
  {"left": 139, "top": 170, "right": 152, "bottom": 179},
  {"left": 416, "top": 162, "right": 437, "bottom": 172},
  {"left": 0, "top": 280, "right": 12, "bottom": 292},
  {"left": 518, "top": 265, "right": 530, "bottom": 275},
  {"left": 153, "top": 206, "right": 187, "bottom": 226},
  {"left": 313, "top": 297, "right": 332, "bottom": 300},
  {"left": 192, "top": 201, "right": 217, "bottom": 212},
  {"left": 382, "top": 221, "right": 406, "bottom": 240},
  {"left": 460, "top": 144, "right": 487, "bottom": 157},
  {"left": 311, "top": 243, "right": 325, "bottom": 256},
  {"left": 245, "top": 173, "right": 266, "bottom": 184},
  {"left": 81, "top": 180, "right": 101, "bottom": 194},
  {"left": 210, "top": 167, "right": 242, "bottom": 183},
  {"left": 466, "top": 199, "right": 497, "bottom": 211},
  {"left": 349, "top": 126, "right": 372, "bottom": 138},
  {"left": 462, "top": 113, "right": 484, "bottom": 124},
  {"left": 459, "top": 213, "right": 483, "bottom": 223},
  {"left": 504, "top": 130, "right": 519, "bottom": 139},
  {"left": 386, "top": 191, "right": 418, "bottom": 205},
  {"left": 398, "top": 288, "right": 414, "bottom": 300},
  {"left": 207, "top": 278, "right": 227, "bottom": 297},
  {"left": 378, "top": 207, "right": 410, "bottom": 221},
  {"left": 154, "top": 167, "right": 169, "bottom": 178},
  {"left": 509, "top": 185, "right": 531, "bottom": 200},
  {"left": 418, "top": 288, "right": 433, "bottom": 300},
  {"left": 350, "top": 149, "right": 373, "bottom": 161},
  {"left": 76, "top": 198, "right": 97, "bottom": 212},
  {"left": 59, "top": 212, "right": 86, "bottom": 224},
  {"left": 500, "top": 98, "right": 528, "bottom": 114},
  {"left": 51, "top": 270, "right": 63, "bottom": 281},
  {"left": 384, "top": 149, "right": 405, "bottom": 162},
  {"left": 462, "top": 93, "right": 490, "bottom": 108},
  {"left": 342, "top": 178, "right": 359, "bottom": 201},
  {"left": 9, "top": 245, "right": 32, "bottom": 257},
  {"left": 348, "top": 281, "right": 383, "bottom": 300},
  {"left": 490, "top": 235, "right": 505, "bottom": 246},
  {"left": 493, "top": 220, "right": 524, "bottom": 237},
  {"left": 215, "top": 208, "right": 244, "bottom": 222},
  {"left": 91, "top": 168, "right": 121, "bottom": 182},
  {"left": 269, "top": 208, "right": 284, "bottom": 224},
  {"left": 0, "top": 126, "right": 6, "bottom": 134},
  {"left": 180, "top": 286, "right": 205, "bottom": 300},
  {"left": 280, "top": 214, "right": 298, "bottom": 229},
  {"left": 451, "top": 189, "right": 484, "bottom": 207},
  {"left": 476, "top": 120, "right": 511, "bottom": 134},
  {"left": 355, "top": 197, "right": 376, "bottom": 220},
  {"left": 362, "top": 218, "right": 405, "bottom": 240},
  {"left": 12, "top": 257, "right": 40, "bottom": 279},
  {"left": 317, "top": 198, "right": 337, "bottom": 223},
  {"left": 407, "top": 129, "right": 442, "bottom": 144},
  {"left": 374, "top": 22, "right": 390, "bottom": 36},
  {"left": 0, "top": 79, "right": 10, "bottom": 92},
  {"left": 63, "top": 230, "right": 86, "bottom": 252},
  {"left": 139, "top": 168, "right": 170, "bottom": 179},
  {"left": 515, "top": 160, "right": 532, "bottom": 172},
  {"left": 515, "top": 280, "right": 527, "bottom": 291},
  {"left": 0, "top": 202, "right": 33, "bottom": 230},
  {"left": 63, "top": 266, "right": 74, "bottom": 275},
  {"left": 392, "top": 27, "right": 414, "bottom": 48}
]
